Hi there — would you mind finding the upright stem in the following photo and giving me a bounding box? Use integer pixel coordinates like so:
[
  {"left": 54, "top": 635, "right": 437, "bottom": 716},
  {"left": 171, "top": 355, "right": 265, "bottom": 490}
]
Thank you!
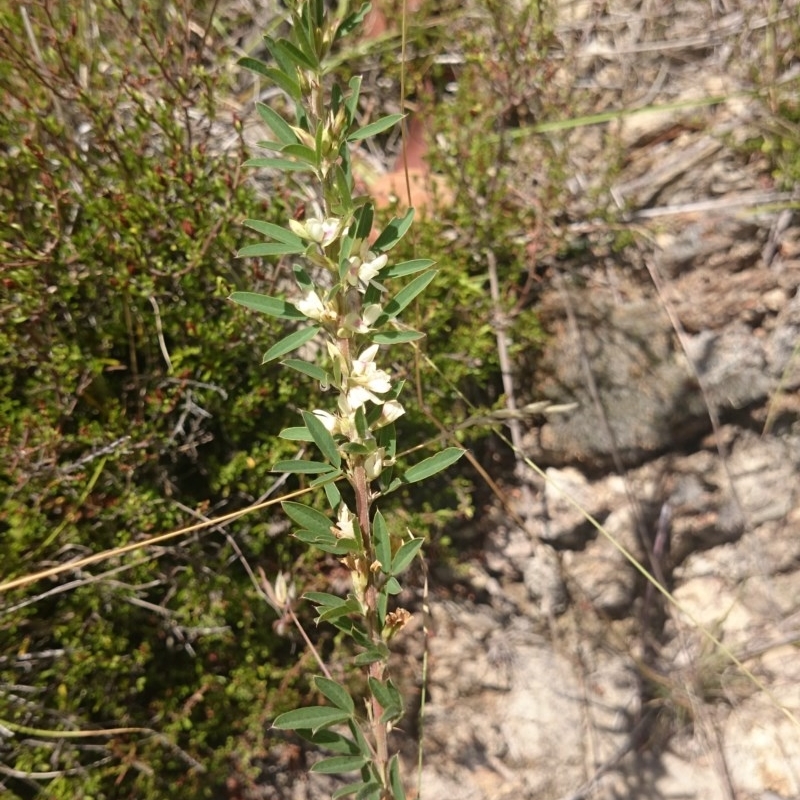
[{"left": 352, "top": 461, "right": 389, "bottom": 785}]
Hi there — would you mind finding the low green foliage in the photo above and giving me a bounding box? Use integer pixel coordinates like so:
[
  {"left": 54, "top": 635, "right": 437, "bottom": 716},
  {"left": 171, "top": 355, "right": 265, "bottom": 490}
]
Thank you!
[{"left": 0, "top": 1, "right": 322, "bottom": 796}]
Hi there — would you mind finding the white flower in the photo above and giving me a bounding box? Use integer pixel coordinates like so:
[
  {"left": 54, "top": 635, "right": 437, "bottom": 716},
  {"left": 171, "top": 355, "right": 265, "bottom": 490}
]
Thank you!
[
  {"left": 364, "top": 448, "right": 385, "bottom": 480},
  {"left": 332, "top": 503, "right": 356, "bottom": 540},
  {"left": 289, "top": 216, "right": 341, "bottom": 247},
  {"left": 375, "top": 399, "right": 405, "bottom": 428},
  {"left": 312, "top": 410, "right": 339, "bottom": 434},
  {"left": 346, "top": 249, "right": 388, "bottom": 290},
  {"left": 308, "top": 217, "right": 341, "bottom": 246},
  {"left": 346, "top": 344, "right": 392, "bottom": 408},
  {"left": 340, "top": 303, "right": 384, "bottom": 336},
  {"left": 294, "top": 289, "right": 337, "bottom": 324}
]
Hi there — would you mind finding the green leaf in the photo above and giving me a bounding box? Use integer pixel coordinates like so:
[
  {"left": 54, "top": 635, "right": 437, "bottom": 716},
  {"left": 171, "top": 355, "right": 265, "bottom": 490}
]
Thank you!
[
  {"left": 347, "top": 113, "right": 404, "bottom": 141},
  {"left": 333, "top": 163, "right": 353, "bottom": 209},
  {"left": 282, "top": 359, "right": 330, "bottom": 383},
  {"left": 282, "top": 501, "right": 334, "bottom": 536},
  {"left": 335, "top": 3, "right": 373, "bottom": 42},
  {"left": 372, "top": 511, "right": 391, "bottom": 573},
  {"left": 237, "top": 56, "right": 272, "bottom": 80},
  {"left": 243, "top": 219, "right": 305, "bottom": 247},
  {"left": 309, "top": 468, "right": 342, "bottom": 488},
  {"left": 311, "top": 755, "right": 368, "bottom": 774},
  {"left": 256, "top": 103, "right": 298, "bottom": 146},
  {"left": 367, "top": 677, "right": 403, "bottom": 720},
  {"left": 371, "top": 330, "right": 425, "bottom": 344},
  {"left": 380, "top": 258, "right": 436, "bottom": 279},
  {"left": 317, "top": 596, "right": 361, "bottom": 622},
  {"left": 281, "top": 143, "right": 319, "bottom": 166},
  {"left": 229, "top": 291, "right": 304, "bottom": 320},
  {"left": 389, "top": 755, "right": 407, "bottom": 800},
  {"left": 277, "top": 32, "right": 318, "bottom": 71},
  {"left": 381, "top": 271, "right": 438, "bottom": 320},
  {"left": 273, "top": 706, "right": 350, "bottom": 732},
  {"left": 302, "top": 410, "right": 342, "bottom": 469},
  {"left": 391, "top": 537, "right": 423, "bottom": 575},
  {"left": 384, "top": 576, "right": 401, "bottom": 595},
  {"left": 372, "top": 207, "right": 414, "bottom": 252},
  {"left": 293, "top": 264, "right": 314, "bottom": 290},
  {"left": 345, "top": 75, "right": 362, "bottom": 124},
  {"left": 353, "top": 644, "right": 389, "bottom": 666},
  {"left": 262, "top": 325, "right": 320, "bottom": 362},
  {"left": 272, "top": 459, "right": 332, "bottom": 474},
  {"left": 334, "top": 781, "right": 384, "bottom": 800},
  {"left": 243, "top": 156, "right": 311, "bottom": 172},
  {"left": 254, "top": 139, "right": 285, "bottom": 152},
  {"left": 278, "top": 426, "right": 314, "bottom": 441},
  {"left": 305, "top": 591, "right": 347, "bottom": 609},
  {"left": 332, "top": 781, "right": 367, "bottom": 799},
  {"left": 403, "top": 447, "right": 465, "bottom": 484},
  {"left": 299, "top": 728, "right": 360, "bottom": 755},
  {"left": 294, "top": 529, "right": 342, "bottom": 551},
  {"left": 263, "top": 35, "right": 292, "bottom": 75},
  {"left": 238, "top": 242, "right": 305, "bottom": 257},
  {"left": 314, "top": 677, "right": 355, "bottom": 714},
  {"left": 324, "top": 481, "right": 341, "bottom": 512},
  {"left": 246, "top": 62, "right": 301, "bottom": 100}
]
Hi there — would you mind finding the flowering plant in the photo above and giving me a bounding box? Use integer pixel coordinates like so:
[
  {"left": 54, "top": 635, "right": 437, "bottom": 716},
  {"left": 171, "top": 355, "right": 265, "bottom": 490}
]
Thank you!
[{"left": 230, "top": 2, "right": 463, "bottom": 797}]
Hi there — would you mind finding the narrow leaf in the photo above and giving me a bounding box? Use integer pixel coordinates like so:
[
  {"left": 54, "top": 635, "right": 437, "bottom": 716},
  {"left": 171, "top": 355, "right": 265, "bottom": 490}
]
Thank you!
[
  {"left": 347, "top": 113, "right": 405, "bottom": 141},
  {"left": 278, "top": 426, "right": 313, "bottom": 442},
  {"left": 333, "top": 781, "right": 369, "bottom": 799},
  {"left": 372, "top": 330, "right": 425, "bottom": 344},
  {"left": 403, "top": 447, "right": 465, "bottom": 484},
  {"left": 381, "top": 270, "right": 438, "bottom": 320},
  {"left": 243, "top": 219, "right": 304, "bottom": 247},
  {"left": 280, "top": 143, "right": 319, "bottom": 166},
  {"left": 256, "top": 65, "right": 301, "bottom": 100},
  {"left": 367, "top": 677, "right": 402, "bottom": 717},
  {"left": 237, "top": 56, "right": 272, "bottom": 80},
  {"left": 272, "top": 459, "right": 332, "bottom": 474},
  {"left": 302, "top": 410, "right": 342, "bottom": 469},
  {"left": 345, "top": 76, "right": 362, "bottom": 124},
  {"left": 372, "top": 511, "right": 391, "bottom": 573},
  {"left": 391, "top": 537, "right": 424, "bottom": 576},
  {"left": 293, "top": 264, "right": 314, "bottom": 290},
  {"left": 294, "top": 529, "right": 340, "bottom": 550},
  {"left": 335, "top": 3, "right": 373, "bottom": 42},
  {"left": 324, "top": 481, "right": 341, "bottom": 513},
  {"left": 277, "top": 34, "right": 318, "bottom": 71},
  {"left": 317, "top": 597, "right": 361, "bottom": 623},
  {"left": 356, "top": 782, "right": 382, "bottom": 800},
  {"left": 272, "top": 706, "right": 349, "bottom": 732},
  {"left": 309, "top": 469, "right": 342, "bottom": 488},
  {"left": 282, "top": 359, "right": 329, "bottom": 383},
  {"left": 380, "top": 258, "right": 436, "bottom": 279},
  {"left": 311, "top": 755, "right": 368, "bottom": 774},
  {"left": 372, "top": 207, "right": 414, "bottom": 252},
  {"left": 314, "top": 677, "right": 355, "bottom": 714},
  {"left": 304, "top": 591, "right": 347, "bottom": 609},
  {"left": 238, "top": 241, "right": 305, "bottom": 257},
  {"left": 256, "top": 103, "right": 298, "bottom": 145},
  {"left": 353, "top": 644, "right": 389, "bottom": 667},
  {"left": 389, "top": 755, "right": 407, "bottom": 800},
  {"left": 300, "top": 728, "right": 360, "bottom": 755},
  {"left": 264, "top": 35, "right": 296, "bottom": 77},
  {"left": 282, "top": 501, "right": 334, "bottom": 536},
  {"left": 243, "top": 156, "right": 311, "bottom": 172},
  {"left": 229, "top": 291, "right": 304, "bottom": 320},
  {"left": 262, "top": 325, "right": 320, "bottom": 363}
]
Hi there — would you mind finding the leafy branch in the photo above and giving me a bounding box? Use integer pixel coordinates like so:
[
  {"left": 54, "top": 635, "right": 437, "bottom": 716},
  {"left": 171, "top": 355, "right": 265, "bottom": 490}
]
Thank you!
[{"left": 230, "top": 2, "right": 463, "bottom": 797}]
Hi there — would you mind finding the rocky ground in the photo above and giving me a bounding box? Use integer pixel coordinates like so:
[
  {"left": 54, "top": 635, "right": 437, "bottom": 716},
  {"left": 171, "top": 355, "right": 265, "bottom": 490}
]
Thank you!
[{"left": 243, "top": 0, "right": 800, "bottom": 798}]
